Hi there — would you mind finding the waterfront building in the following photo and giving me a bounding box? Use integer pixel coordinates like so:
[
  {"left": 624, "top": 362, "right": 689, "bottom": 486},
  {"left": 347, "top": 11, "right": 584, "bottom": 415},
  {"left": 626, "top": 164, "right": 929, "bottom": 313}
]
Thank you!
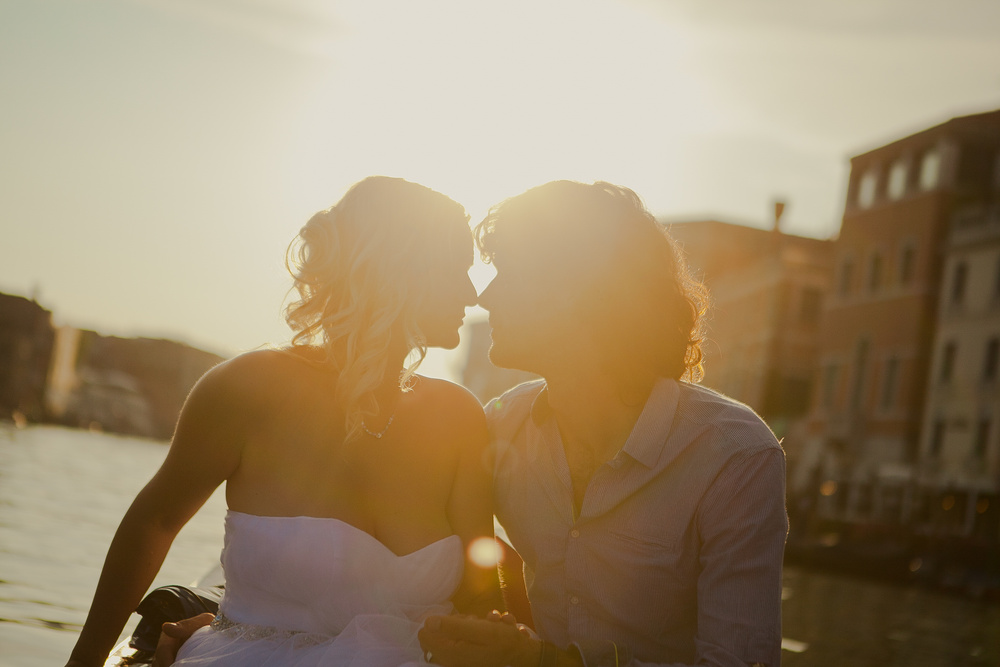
[
  {"left": 801, "top": 109, "right": 1000, "bottom": 530},
  {"left": 44, "top": 326, "right": 225, "bottom": 439},
  {"left": 917, "top": 145, "right": 1000, "bottom": 539},
  {"left": 0, "top": 292, "right": 54, "bottom": 422},
  {"left": 67, "top": 332, "right": 226, "bottom": 439},
  {"left": 669, "top": 214, "right": 833, "bottom": 443}
]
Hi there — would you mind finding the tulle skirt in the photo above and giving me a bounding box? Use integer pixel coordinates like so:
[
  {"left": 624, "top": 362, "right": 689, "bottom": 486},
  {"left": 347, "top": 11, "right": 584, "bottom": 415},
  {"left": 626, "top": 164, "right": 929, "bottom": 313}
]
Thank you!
[{"left": 174, "top": 612, "right": 429, "bottom": 667}]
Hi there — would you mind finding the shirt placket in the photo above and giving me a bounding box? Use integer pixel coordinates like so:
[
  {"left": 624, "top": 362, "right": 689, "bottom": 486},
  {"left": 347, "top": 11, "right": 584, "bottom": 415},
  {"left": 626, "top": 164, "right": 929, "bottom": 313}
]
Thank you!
[
  {"left": 564, "top": 447, "right": 631, "bottom": 642},
  {"left": 537, "top": 417, "right": 592, "bottom": 638}
]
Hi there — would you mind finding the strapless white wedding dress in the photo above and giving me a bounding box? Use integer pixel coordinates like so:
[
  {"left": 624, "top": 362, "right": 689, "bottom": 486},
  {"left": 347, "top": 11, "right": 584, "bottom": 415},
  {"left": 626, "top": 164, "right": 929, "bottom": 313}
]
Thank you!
[{"left": 174, "top": 510, "right": 463, "bottom": 666}]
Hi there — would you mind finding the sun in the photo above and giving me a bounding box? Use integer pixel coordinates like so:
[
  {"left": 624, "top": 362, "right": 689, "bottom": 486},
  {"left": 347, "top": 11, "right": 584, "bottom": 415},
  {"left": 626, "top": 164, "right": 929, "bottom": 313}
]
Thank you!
[{"left": 283, "top": 0, "right": 700, "bottom": 228}]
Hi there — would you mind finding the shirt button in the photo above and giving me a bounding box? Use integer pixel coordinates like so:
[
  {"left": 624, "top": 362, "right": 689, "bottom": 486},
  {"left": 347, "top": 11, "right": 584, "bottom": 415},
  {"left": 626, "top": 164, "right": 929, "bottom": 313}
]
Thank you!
[
  {"left": 570, "top": 529, "right": 580, "bottom": 538},
  {"left": 570, "top": 596, "right": 580, "bottom": 605}
]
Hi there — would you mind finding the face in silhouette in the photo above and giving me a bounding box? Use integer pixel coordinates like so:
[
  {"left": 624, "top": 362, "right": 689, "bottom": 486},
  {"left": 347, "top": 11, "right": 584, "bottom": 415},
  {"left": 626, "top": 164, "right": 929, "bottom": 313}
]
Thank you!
[
  {"left": 413, "top": 231, "right": 478, "bottom": 350},
  {"left": 476, "top": 248, "right": 583, "bottom": 375}
]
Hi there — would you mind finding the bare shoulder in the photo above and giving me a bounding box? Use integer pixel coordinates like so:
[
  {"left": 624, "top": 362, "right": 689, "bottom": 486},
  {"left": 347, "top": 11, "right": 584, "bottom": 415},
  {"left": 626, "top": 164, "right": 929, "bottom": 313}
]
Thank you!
[
  {"left": 412, "top": 376, "right": 487, "bottom": 440},
  {"left": 185, "top": 349, "right": 307, "bottom": 418},
  {"left": 414, "top": 376, "right": 485, "bottom": 413}
]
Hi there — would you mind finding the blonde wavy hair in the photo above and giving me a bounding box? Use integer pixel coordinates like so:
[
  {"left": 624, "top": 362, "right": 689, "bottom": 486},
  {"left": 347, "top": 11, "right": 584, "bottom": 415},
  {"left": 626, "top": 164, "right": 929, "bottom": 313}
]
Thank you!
[{"left": 284, "top": 176, "right": 471, "bottom": 441}]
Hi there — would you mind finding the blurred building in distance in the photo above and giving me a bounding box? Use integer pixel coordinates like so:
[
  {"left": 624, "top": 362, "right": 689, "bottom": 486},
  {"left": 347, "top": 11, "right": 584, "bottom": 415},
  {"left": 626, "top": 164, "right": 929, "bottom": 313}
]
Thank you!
[
  {"left": 0, "top": 292, "right": 55, "bottom": 423},
  {"left": 917, "top": 122, "right": 1000, "bottom": 540},
  {"left": 798, "top": 108, "right": 1000, "bottom": 539},
  {"left": 45, "top": 330, "right": 225, "bottom": 439},
  {"left": 1, "top": 288, "right": 226, "bottom": 439},
  {"left": 669, "top": 213, "right": 834, "bottom": 442}
]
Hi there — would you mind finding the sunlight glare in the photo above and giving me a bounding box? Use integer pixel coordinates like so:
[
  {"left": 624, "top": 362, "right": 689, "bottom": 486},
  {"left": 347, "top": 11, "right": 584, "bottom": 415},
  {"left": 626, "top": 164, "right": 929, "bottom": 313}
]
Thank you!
[
  {"left": 467, "top": 536, "right": 503, "bottom": 568},
  {"left": 286, "top": 0, "right": 704, "bottom": 221}
]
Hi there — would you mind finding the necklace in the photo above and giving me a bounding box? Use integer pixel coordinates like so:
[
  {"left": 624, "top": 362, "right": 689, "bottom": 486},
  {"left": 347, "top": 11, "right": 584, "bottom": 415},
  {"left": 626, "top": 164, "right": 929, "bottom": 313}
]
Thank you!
[{"left": 361, "top": 412, "right": 395, "bottom": 439}]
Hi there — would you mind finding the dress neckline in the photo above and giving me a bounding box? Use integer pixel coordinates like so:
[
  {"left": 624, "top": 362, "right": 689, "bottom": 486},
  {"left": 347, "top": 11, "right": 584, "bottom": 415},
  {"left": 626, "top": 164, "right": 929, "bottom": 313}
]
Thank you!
[{"left": 226, "top": 509, "right": 461, "bottom": 559}]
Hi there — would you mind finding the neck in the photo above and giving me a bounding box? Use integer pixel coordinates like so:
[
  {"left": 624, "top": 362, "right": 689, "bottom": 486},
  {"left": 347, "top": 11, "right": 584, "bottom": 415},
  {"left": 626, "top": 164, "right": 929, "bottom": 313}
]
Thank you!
[
  {"left": 543, "top": 368, "right": 651, "bottom": 461},
  {"left": 370, "top": 337, "right": 411, "bottom": 414}
]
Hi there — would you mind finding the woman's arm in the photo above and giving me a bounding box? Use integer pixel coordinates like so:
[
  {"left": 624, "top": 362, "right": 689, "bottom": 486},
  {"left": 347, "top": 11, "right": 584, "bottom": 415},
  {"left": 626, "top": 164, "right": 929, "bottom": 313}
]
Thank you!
[{"left": 66, "top": 361, "right": 245, "bottom": 666}]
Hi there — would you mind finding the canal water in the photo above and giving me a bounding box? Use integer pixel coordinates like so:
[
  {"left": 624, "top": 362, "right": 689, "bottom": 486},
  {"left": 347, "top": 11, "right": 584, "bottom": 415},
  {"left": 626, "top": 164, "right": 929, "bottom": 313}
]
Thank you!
[{"left": 1, "top": 424, "right": 997, "bottom": 666}]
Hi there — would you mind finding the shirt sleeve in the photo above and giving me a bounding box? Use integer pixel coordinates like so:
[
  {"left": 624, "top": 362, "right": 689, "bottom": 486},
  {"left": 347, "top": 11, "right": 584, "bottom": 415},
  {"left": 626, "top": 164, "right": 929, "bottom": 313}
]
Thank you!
[
  {"left": 691, "top": 446, "right": 787, "bottom": 666},
  {"left": 571, "top": 446, "right": 787, "bottom": 667}
]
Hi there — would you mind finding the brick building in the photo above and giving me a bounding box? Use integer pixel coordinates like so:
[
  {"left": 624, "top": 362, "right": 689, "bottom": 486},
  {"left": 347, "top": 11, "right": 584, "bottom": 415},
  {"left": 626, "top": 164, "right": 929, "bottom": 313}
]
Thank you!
[
  {"left": 0, "top": 292, "right": 54, "bottom": 422},
  {"left": 669, "top": 216, "right": 833, "bottom": 439},
  {"left": 800, "top": 109, "right": 1000, "bottom": 530},
  {"left": 917, "top": 119, "right": 1000, "bottom": 538}
]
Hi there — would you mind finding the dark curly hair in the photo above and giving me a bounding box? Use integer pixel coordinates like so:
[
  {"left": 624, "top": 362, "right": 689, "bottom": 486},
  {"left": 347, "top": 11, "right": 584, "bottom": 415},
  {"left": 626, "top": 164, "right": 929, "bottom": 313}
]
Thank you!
[{"left": 475, "top": 180, "right": 709, "bottom": 392}]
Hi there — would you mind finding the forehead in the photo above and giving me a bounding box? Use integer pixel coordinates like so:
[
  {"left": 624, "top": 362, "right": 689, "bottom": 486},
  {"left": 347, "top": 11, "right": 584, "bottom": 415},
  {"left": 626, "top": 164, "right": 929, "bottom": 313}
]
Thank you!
[{"left": 434, "top": 221, "right": 474, "bottom": 266}]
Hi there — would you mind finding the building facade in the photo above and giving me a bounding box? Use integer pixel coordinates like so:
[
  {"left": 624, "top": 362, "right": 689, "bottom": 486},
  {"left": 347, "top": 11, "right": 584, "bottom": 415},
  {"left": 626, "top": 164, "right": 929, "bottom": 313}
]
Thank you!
[
  {"left": 0, "top": 292, "right": 55, "bottom": 422},
  {"left": 802, "top": 109, "right": 1000, "bottom": 532},
  {"left": 61, "top": 332, "right": 226, "bottom": 439},
  {"left": 669, "top": 218, "right": 833, "bottom": 441},
  {"left": 917, "top": 143, "right": 1000, "bottom": 539}
]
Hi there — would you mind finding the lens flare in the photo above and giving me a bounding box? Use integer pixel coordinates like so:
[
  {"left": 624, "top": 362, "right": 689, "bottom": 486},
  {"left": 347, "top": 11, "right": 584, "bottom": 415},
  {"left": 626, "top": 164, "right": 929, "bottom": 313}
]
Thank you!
[{"left": 467, "top": 537, "right": 502, "bottom": 568}]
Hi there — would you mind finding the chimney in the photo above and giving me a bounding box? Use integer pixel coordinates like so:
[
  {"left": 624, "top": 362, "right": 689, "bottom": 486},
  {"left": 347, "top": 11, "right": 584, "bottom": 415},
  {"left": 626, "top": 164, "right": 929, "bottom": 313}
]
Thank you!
[{"left": 772, "top": 200, "right": 786, "bottom": 234}]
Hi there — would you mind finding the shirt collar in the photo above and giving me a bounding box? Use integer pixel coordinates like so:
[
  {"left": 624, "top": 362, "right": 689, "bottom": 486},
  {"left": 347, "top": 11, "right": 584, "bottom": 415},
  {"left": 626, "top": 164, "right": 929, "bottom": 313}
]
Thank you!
[
  {"left": 529, "top": 377, "right": 680, "bottom": 469},
  {"left": 621, "top": 377, "right": 679, "bottom": 468},
  {"left": 530, "top": 383, "right": 553, "bottom": 424}
]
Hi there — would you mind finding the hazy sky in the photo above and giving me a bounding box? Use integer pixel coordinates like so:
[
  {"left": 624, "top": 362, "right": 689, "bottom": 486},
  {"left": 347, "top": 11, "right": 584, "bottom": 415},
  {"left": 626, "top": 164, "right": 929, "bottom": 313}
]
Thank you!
[{"left": 2, "top": 0, "right": 999, "bottom": 377}]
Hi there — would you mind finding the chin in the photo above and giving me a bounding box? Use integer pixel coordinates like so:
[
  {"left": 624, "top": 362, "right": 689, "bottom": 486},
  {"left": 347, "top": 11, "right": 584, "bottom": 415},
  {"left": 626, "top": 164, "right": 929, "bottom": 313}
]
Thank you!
[{"left": 487, "top": 342, "right": 530, "bottom": 372}]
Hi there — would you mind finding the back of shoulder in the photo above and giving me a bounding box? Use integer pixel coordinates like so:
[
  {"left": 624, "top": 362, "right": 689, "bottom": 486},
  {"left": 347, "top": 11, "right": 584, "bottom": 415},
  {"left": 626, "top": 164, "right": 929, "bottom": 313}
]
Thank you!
[
  {"left": 676, "top": 382, "right": 781, "bottom": 455},
  {"left": 414, "top": 376, "right": 488, "bottom": 435},
  {"left": 189, "top": 349, "right": 292, "bottom": 412},
  {"left": 417, "top": 375, "right": 482, "bottom": 408}
]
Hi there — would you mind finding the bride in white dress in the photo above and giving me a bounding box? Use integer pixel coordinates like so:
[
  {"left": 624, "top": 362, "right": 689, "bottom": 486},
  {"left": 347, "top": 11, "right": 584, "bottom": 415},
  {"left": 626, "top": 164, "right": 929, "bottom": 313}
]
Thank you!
[{"left": 66, "top": 177, "right": 501, "bottom": 667}]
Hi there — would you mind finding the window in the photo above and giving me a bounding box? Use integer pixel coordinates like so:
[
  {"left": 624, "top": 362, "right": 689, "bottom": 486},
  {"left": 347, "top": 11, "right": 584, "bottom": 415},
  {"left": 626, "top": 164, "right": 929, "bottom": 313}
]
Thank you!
[
  {"left": 839, "top": 258, "right": 855, "bottom": 296},
  {"left": 994, "top": 257, "right": 1000, "bottom": 301},
  {"left": 939, "top": 342, "right": 956, "bottom": 383},
  {"left": 800, "top": 287, "right": 823, "bottom": 324},
  {"left": 930, "top": 419, "right": 946, "bottom": 457},
  {"left": 920, "top": 149, "right": 941, "bottom": 191},
  {"left": 985, "top": 338, "right": 999, "bottom": 382},
  {"left": 887, "top": 159, "right": 908, "bottom": 199},
  {"left": 851, "top": 338, "right": 869, "bottom": 410},
  {"left": 880, "top": 357, "right": 899, "bottom": 410},
  {"left": 857, "top": 168, "right": 879, "bottom": 208},
  {"left": 869, "top": 252, "right": 883, "bottom": 292},
  {"left": 823, "top": 364, "right": 839, "bottom": 408},
  {"left": 974, "top": 419, "right": 991, "bottom": 460},
  {"left": 899, "top": 244, "right": 915, "bottom": 284},
  {"left": 950, "top": 262, "right": 968, "bottom": 305}
]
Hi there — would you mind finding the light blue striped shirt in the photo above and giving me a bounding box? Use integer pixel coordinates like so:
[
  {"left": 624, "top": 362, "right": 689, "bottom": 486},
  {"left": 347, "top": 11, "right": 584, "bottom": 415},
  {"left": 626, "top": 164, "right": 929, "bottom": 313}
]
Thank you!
[{"left": 489, "top": 378, "right": 787, "bottom": 667}]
